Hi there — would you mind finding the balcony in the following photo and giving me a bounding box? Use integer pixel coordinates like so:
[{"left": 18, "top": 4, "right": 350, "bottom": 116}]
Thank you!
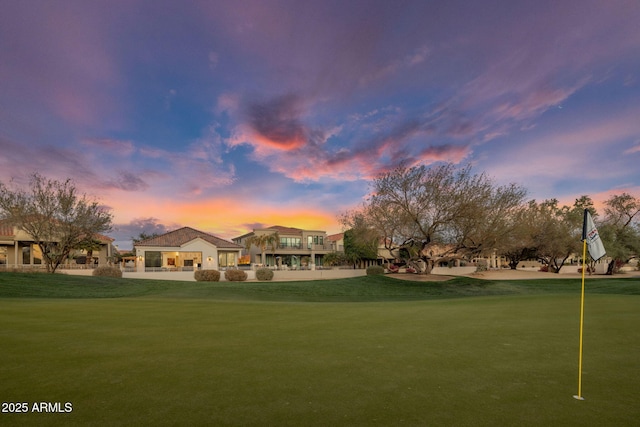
[
  {"left": 307, "top": 243, "right": 333, "bottom": 251},
  {"left": 266, "top": 243, "right": 335, "bottom": 253}
]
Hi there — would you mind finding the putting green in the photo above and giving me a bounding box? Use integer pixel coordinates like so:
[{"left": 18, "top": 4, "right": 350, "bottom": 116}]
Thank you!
[{"left": 1, "top": 292, "right": 639, "bottom": 426}]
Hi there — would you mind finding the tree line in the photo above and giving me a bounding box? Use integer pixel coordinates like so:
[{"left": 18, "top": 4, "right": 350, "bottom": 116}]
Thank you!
[
  {"left": 2, "top": 168, "right": 639, "bottom": 275},
  {"left": 341, "top": 163, "right": 640, "bottom": 274}
]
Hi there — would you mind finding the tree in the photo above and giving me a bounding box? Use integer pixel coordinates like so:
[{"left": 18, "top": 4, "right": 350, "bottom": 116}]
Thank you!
[
  {"left": 340, "top": 208, "right": 380, "bottom": 269},
  {"left": 529, "top": 198, "right": 585, "bottom": 273},
  {"left": 0, "top": 173, "right": 113, "bottom": 273},
  {"left": 353, "top": 162, "right": 526, "bottom": 270},
  {"left": 265, "top": 232, "right": 280, "bottom": 264},
  {"left": 600, "top": 193, "right": 640, "bottom": 274},
  {"left": 132, "top": 232, "right": 161, "bottom": 243},
  {"left": 448, "top": 181, "right": 527, "bottom": 257},
  {"left": 500, "top": 201, "right": 539, "bottom": 269},
  {"left": 343, "top": 229, "right": 378, "bottom": 268},
  {"left": 75, "top": 237, "right": 104, "bottom": 265},
  {"left": 245, "top": 232, "right": 279, "bottom": 266},
  {"left": 322, "top": 251, "right": 348, "bottom": 267}
]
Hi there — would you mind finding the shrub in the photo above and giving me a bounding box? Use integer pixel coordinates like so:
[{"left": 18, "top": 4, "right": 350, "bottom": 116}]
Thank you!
[
  {"left": 256, "top": 267, "right": 274, "bottom": 281},
  {"left": 194, "top": 269, "right": 220, "bottom": 282},
  {"left": 225, "top": 269, "right": 248, "bottom": 282},
  {"left": 366, "top": 265, "right": 385, "bottom": 275},
  {"left": 92, "top": 266, "right": 122, "bottom": 278},
  {"left": 474, "top": 259, "right": 488, "bottom": 272},
  {"left": 323, "top": 251, "right": 348, "bottom": 267}
]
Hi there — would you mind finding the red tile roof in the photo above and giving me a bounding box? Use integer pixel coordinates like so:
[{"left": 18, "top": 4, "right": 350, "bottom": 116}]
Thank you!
[
  {"left": 135, "top": 227, "right": 242, "bottom": 249},
  {"left": 94, "top": 233, "right": 114, "bottom": 243},
  {"left": 0, "top": 222, "right": 15, "bottom": 237},
  {"left": 327, "top": 233, "right": 344, "bottom": 242},
  {"left": 264, "top": 225, "right": 303, "bottom": 235},
  {"left": 0, "top": 220, "right": 113, "bottom": 242}
]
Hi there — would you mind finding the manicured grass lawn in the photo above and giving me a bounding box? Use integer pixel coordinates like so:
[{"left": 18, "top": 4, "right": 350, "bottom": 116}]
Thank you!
[{"left": 1, "top": 273, "right": 639, "bottom": 426}]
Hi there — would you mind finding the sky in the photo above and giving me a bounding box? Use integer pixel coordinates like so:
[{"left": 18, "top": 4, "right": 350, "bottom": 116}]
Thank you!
[{"left": 1, "top": 0, "right": 640, "bottom": 249}]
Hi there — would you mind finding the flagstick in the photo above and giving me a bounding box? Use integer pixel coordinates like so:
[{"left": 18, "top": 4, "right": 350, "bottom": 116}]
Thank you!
[{"left": 573, "top": 238, "right": 587, "bottom": 401}]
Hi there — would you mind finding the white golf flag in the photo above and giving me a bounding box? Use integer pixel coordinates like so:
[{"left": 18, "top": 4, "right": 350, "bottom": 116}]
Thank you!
[{"left": 583, "top": 210, "right": 606, "bottom": 261}]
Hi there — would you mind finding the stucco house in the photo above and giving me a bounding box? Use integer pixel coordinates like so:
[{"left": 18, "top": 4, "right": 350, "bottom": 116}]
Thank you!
[
  {"left": 326, "top": 232, "right": 344, "bottom": 253},
  {"left": 134, "top": 227, "right": 243, "bottom": 272},
  {"left": 233, "top": 225, "right": 334, "bottom": 269},
  {"left": 0, "top": 221, "right": 115, "bottom": 268}
]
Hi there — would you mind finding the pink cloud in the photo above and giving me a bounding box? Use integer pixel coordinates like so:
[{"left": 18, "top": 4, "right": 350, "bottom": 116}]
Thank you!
[
  {"left": 1, "top": 128, "right": 236, "bottom": 201},
  {"left": 0, "top": 136, "right": 98, "bottom": 186},
  {"left": 244, "top": 94, "right": 310, "bottom": 150},
  {"left": 216, "top": 93, "right": 241, "bottom": 114},
  {"left": 624, "top": 142, "right": 640, "bottom": 154},
  {"left": 224, "top": 90, "right": 477, "bottom": 183},
  {"left": 475, "top": 105, "right": 640, "bottom": 202}
]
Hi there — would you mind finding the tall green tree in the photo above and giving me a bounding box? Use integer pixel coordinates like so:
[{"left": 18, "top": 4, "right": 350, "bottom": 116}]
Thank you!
[
  {"left": 343, "top": 228, "right": 378, "bottom": 268},
  {"left": 0, "top": 173, "right": 113, "bottom": 273}
]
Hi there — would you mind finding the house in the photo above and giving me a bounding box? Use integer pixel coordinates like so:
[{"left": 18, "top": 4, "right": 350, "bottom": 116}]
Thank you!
[
  {"left": 326, "top": 233, "right": 344, "bottom": 252},
  {"left": 232, "top": 225, "right": 334, "bottom": 269},
  {"left": 0, "top": 221, "right": 115, "bottom": 268},
  {"left": 134, "top": 227, "right": 243, "bottom": 272}
]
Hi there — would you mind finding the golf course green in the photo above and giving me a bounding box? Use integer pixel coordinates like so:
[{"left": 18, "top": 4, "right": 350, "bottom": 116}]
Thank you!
[{"left": 1, "top": 272, "right": 638, "bottom": 426}]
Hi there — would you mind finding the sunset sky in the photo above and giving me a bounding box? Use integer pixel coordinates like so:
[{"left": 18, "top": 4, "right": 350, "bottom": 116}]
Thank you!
[{"left": 2, "top": 0, "right": 639, "bottom": 249}]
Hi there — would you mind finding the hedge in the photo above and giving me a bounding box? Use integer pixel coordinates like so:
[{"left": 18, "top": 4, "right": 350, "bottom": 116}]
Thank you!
[
  {"left": 194, "top": 269, "right": 221, "bottom": 282},
  {"left": 224, "top": 269, "right": 248, "bottom": 282},
  {"left": 256, "top": 267, "right": 274, "bottom": 281},
  {"left": 92, "top": 266, "right": 123, "bottom": 278},
  {"left": 366, "top": 265, "right": 385, "bottom": 275}
]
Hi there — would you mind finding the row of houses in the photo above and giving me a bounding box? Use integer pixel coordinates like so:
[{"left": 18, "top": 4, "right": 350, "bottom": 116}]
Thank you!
[
  {"left": 129, "top": 225, "right": 348, "bottom": 272},
  {"left": 5, "top": 220, "right": 607, "bottom": 274},
  {"left": 0, "top": 221, "right": 354, "bottom": 272}
]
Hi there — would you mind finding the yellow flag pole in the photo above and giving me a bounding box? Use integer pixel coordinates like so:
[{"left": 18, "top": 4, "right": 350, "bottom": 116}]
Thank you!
[{"left": 573, "top": 238, "right": 587, "bottom": 401}]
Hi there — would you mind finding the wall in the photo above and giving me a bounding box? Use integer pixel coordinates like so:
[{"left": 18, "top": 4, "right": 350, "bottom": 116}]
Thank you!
[{"left": 66, "top": 268, "right": 367, "bottom": 282}]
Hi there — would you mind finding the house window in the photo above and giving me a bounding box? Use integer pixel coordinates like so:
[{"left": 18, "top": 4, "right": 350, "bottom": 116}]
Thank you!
[
  {"left": 22, "top": 246, "right": 30, "bottom": 264},
  {"left": 307, "top": 236, "right": 324, "bottom": 249},
  {"left": 219, "top": 252, "right": 236, "bottom": 267},
  {"left": 33, "top": 245, "right": 42, "bottom": 264},
  {"left": 280, "top": 237, "right": 301, "bottom": 249},
  {"left": 145, "top": 251, "right": 162, "bottom": 268}
]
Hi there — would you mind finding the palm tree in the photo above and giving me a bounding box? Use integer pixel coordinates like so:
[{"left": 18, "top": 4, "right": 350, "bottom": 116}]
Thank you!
[
  {"left": 245, "top": 232, "right": 279, "bottom": 266},
  {"left": 265, "top": 232, "right": 280, "bottom": 266}
]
